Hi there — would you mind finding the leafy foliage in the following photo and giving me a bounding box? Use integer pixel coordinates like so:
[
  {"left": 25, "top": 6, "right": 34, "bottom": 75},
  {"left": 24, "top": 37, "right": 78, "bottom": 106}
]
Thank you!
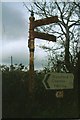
[{"left": 2, "top": 63, "right": 80, "bottom": 118}]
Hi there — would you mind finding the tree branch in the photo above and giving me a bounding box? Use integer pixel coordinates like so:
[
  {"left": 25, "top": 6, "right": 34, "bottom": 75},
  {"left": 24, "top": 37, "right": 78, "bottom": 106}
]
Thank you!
[
  {"left": 69, "top": 20, "right": 80, "bottom": 28},
  {"left": 34, "top": 2, "right": 43, "bottom": 11},
  {"left": 58, "top": 22, "right": 66, "bottom": 36},
  {"left": 23, "top": 2, "right": 31, "bottom": 12},
  {"left": 73, "top": 2, "right": 80, "bottom": 9},
  {"left": 67, "top": 4, "right": 75, "bottom": 25},
  {"left": 55, "top": 2, "right": 65, "bottom": 26}
]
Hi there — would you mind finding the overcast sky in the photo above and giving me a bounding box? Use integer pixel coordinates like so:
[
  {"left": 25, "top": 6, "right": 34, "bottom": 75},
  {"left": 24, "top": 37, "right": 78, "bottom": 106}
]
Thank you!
[{"left": 1, "top": 2, "right": 56, "bottom": 70}]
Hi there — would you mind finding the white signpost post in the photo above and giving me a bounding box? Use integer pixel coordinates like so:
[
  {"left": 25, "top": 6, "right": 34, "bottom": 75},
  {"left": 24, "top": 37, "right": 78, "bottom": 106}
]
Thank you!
[{"left": 43, "top": 73, "right": 74, "bottom": 90}]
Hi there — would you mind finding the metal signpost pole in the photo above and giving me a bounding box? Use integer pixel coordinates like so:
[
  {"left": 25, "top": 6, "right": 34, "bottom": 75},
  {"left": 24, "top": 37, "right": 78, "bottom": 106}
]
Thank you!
[{"left": 28, "top": 12, "right": 35, "bottom": 95}]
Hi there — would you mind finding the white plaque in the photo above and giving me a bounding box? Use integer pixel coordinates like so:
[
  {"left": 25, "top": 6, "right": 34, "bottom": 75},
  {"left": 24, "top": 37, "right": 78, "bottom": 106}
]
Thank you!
[{"left": 43, "top": 73, "right": 74, "bottom": 89}]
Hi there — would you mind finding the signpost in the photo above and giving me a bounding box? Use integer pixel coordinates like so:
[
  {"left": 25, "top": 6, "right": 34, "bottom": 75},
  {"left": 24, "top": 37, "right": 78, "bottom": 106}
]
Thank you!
[
  {"left": 42, "top": 72, "right": 74, "bottom": 90},
  {"left": 28, "top": 11, "right": 59, "bottom": 94}
]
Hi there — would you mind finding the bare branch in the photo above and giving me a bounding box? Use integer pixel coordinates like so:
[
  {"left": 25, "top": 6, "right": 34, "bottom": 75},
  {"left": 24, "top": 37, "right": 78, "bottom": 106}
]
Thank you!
[
  {"left": 69, "top": 20, "right": 80, "bottom": 28},
  {"left": 23, "top": 2, "right": 31, "bottom": 12},
  {"left": 73, "top": 2, "right": 80, "bottom": 8},
  {"left": 57, "top": 22, "right": 66, "bottom": 36},
  {"left": 55, "top": 2, "right": 65, "bottom": 26},
  {"left": 34, "top": 2, "right": 44, "bottom": 11},
  {"left": 67, "top": 4, "right": 76, "bottom": 25}
]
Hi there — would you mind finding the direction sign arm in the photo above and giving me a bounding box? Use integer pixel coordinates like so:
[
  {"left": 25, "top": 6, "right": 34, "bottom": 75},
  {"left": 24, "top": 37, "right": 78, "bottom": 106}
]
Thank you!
[
  {"left": 33, "top": 31, "right": 56, "bottom": 42},
  {"left": 33, "top": 16, "right": 59, "bottom": 28}
]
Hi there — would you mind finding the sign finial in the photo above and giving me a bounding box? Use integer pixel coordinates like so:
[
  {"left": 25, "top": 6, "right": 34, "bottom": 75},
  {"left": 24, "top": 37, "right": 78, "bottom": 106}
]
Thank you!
[{"left": 31, "top": 10, "right": 34, "bottom": 17}]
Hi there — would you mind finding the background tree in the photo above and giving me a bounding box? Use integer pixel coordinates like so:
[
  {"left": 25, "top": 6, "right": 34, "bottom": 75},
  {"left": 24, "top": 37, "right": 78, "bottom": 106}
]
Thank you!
[{"left": 24, "top": 1, "right": 80, "bottom": 73}]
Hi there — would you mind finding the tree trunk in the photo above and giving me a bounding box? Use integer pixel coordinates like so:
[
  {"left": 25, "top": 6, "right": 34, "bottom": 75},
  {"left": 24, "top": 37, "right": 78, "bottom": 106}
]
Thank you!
[{"left": 64, "top": 27, "right": 71, "bottom": 72}]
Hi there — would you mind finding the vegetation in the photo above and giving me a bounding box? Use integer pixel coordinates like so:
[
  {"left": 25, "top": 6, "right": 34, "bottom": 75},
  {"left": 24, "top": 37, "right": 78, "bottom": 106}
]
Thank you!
[{"left": 1, "top": 62, "right": 80, "bottom": 118}]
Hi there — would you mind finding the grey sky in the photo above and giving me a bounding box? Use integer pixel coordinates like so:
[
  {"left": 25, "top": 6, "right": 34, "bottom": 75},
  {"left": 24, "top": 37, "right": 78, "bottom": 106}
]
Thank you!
[
  {"left": 2, "top": 2, "right": 27, "bottom": 40},
  {"left": 1, "top": 2, "right": 49, "bottom": 70}
]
